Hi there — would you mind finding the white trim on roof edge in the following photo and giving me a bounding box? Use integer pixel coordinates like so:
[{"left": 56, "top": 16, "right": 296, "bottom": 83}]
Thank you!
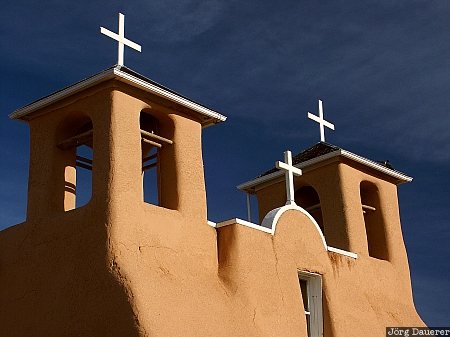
[
  {"left": 112, "top": 68, "right": 226, "bottom": 125},
  {"left": 211, "top": 211, "right": 358, "bottom": 258},
  {"left": 327, "top": 246, "right": 358, "bottom": 259},
  {"left": 214, "top": 218, "right": 272, "bottom": 234},
  {"left": 237, "top": 149, "right": 412, "bottom": 192},
  {"left": 207, "top": 220, "right": 217, "bottom": 228},
  {"left": 211, "top": 206, "right": 328, "bottom": 249},
  {"left": 9, "top": 69, "right": 115, "bottom": 120},
  {"left": 339, "top": 150, "right": 412, "bottom": 183},
  {"left": 9, "top": 67, "right": 227, "bottom": 126}
]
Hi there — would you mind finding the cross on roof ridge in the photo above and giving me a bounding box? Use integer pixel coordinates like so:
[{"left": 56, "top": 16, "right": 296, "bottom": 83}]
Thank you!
[
  {"left": 307, "top": 99, "right": 335, "bottom": 142},
  {"left": 100, "top": 13, "right": 142, "bottom": 66}
]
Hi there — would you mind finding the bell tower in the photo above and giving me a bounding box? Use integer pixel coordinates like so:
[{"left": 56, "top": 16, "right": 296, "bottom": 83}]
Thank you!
[
  {"left": 238, "top": 141, "right": 413, "bottom": 267},
  {"left": 15, "top": 66, "right": 226, "bottom": 223},
  {"left": 239, "top": 99, "right": 413, "bottom": 269},
  {"left": 2, "top": 65, "right": 226, "bottom": 336}
]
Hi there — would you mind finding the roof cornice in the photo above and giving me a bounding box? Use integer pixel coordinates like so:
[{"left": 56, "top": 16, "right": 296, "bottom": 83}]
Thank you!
[
  {"left": 112, "top": 67, "right": 226, "bottom": 126},
  {"left": 9, "top": 66, "right": 227, "bottom": 127},
  {"left": 9, "top": 68, "right": 115, "bottom": 121},
  {"left": 237, "top": 149, "right": 412, "bottom": 192},
  {"left": 339, "top": 149, "right": 412, "bottom": 184}
]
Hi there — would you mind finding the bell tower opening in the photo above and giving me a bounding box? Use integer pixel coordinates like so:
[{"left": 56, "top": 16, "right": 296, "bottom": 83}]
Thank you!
[
  {"left": 295, "top": 186, "right": 324, "bottom": 232},
  {"left": 140, "top": 112, "right": 160, "bottom": 205},
  {"left": 139, "top": 110, "right": 174, "bottom": 208},
  {"left": 57, "top": 116, "right": 93, "bottom": 211},
  {"left": 75, "top": 144, "right": 93, "bottom": 208},
  {"left": 360, "top": 181, "right": 389, "bottom": 260}
]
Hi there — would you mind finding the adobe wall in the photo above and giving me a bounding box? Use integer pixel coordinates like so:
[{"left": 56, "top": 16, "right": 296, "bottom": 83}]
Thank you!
[
  {"left": 0, "top": 81, "right": 424, "bottom": 336},
  {"left": 0, "top": 206, "right": 424, "bottom": 337},
  {"left": 216, "top": 210, "right": 424, "bottom": 337}
]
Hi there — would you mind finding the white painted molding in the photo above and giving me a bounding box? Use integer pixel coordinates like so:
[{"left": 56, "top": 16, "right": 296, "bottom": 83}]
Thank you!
[
  {"left": 113, "top": 68, "right": 227, "bottom": 125},
  {"left": 9, "top": 66, "right": 227, "bottom": 127},
  {"left": 237, "top": 148, "right": 412, "bottom": 192},
  {"left": 261, "top": 204, "right": 327, "bottom": 249},
  {"left": 215, "top": 218, "right": 272, "bottom": 234},
  {"left": 298, "top": 271, "right": 323, "bottom": 337},
  {"left": 207, "top": 220, "right": 217, "bottom": 228},
  {"left": 327, "top": 246, "right": 358, "bottom": 259},
  {"left": 9, "top": 68, "right": 116, "bottom": 120},
  {"left": 340, "top": 150, "right": 412, "bottom": 183},
  {"left": 214, "top": 214, "right": 358, "bottom": 260}
]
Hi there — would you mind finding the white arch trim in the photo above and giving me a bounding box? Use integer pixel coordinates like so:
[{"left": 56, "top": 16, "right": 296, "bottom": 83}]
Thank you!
[
  {"left": 210, "top": 209, "right": 358, "bottom": 259},
  {"left": 261, "top": 204, "right": 328, "bottom": 250}
]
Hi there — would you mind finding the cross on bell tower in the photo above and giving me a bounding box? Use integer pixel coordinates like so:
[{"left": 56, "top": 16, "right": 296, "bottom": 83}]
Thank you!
[
  {"left": 100, "top": 13, "right": 142, "bottom": 66},
  {"left": 307, "top": 99, "right": 335, "bottom": 142}
]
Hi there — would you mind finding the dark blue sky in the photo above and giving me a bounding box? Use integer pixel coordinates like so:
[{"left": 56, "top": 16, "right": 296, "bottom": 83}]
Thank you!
[{"left": 1, "top": 0, "right": 449, "bottom": 325}]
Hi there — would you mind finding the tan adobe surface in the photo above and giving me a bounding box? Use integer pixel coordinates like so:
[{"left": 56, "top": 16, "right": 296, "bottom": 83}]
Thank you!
[{"left": 0, "top": 77, "right": 424, "bottom": 336}]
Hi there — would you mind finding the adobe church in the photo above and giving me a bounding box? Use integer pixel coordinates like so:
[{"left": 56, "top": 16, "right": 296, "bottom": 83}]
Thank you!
[{"left": 0, "top": 13, "right": 424, "bottom": 337}]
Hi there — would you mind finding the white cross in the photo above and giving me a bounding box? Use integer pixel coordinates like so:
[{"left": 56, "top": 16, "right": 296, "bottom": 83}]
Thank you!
[
  {"left": 307, "top": 99, "right": 335, "bottom": 142},
  {"left": 276, "top": 150, "right": 303, "bottom": 205},
  {"left": 100, "top": 13, "right": 142, "bottom": 66}
]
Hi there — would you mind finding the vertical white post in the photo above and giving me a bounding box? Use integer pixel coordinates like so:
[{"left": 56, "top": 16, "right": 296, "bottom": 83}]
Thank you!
[
  {"left": 285, "top": 151, "right": 295, "bottom": 205},
  {"left": 117, "top": 13, "right": 125, "bottom": 66},
  {"left": 246, "top": 193, "right": 252, "bottom": 222},
  {"left": 318, "top": 99, "right": 325, "bottom": 142}
]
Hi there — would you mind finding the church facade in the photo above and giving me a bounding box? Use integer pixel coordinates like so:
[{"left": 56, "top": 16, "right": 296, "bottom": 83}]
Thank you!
[{"left": 0, "top": 65, "right": 424, "bottom": 336}]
